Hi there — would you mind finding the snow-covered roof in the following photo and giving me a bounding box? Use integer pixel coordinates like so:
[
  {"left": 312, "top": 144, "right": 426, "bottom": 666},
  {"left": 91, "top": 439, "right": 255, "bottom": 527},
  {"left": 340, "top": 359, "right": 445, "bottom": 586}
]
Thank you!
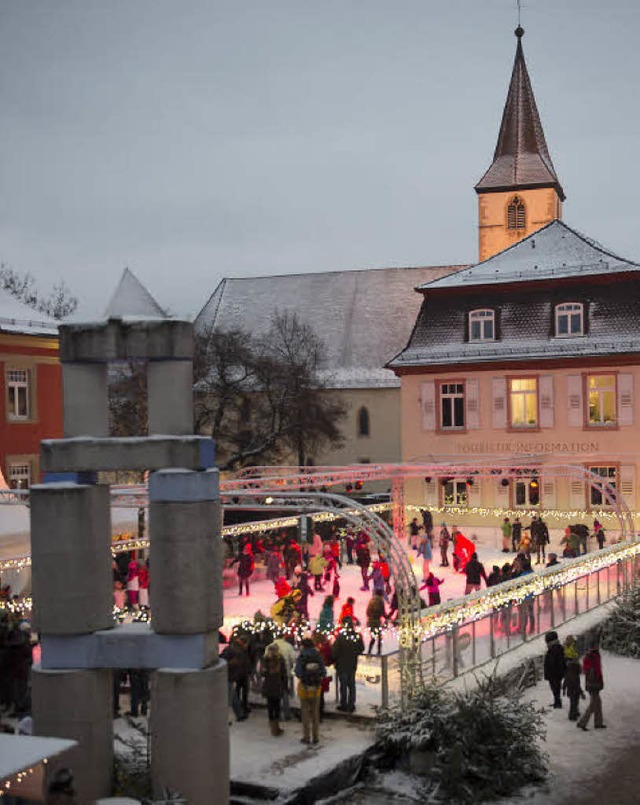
[
  {"left": 104, "top": 268, "right": 167, "bottom": 319},
  {"left": 0, "top": 734, "right": 77, "bottom": 781},
  {"left": 194, "top": 265, "right": 466, "bottom": 388},
  {"left": 0, "top": 288, "right": 58, "bottom": 336},
  {"left": 420, "top": 220, "right": 640, "bottom": 291}
]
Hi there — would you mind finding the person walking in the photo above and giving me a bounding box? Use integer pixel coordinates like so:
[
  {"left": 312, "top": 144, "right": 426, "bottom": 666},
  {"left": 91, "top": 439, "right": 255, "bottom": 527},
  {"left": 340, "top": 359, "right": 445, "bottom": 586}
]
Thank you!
[
  {"left": 268, "top": 634, "right": 296, "bottom": 720},
  {"left": 294, "top": 636, "right": 326, "bottom": 744},
  {"left": 463, "top": 552, "right": 487, "bottom": 594},
  {"left": 577, "top": 643, "right": 606, "bottom": 731},
  {"left": 543, "top": 631, "right": 566, "bottom": 709},
  {"left": 260, "top": 644, "right": 288, "bottom": 736},
  {"left": 332, "top": 617, "right": 365, "bottom": 713},
  {"left": 366, "top": 592, "right": 387, "bottom": 655},
  {"left": 563, "top": 635, "right": 585, "bottom": 722},
  {"left": 438, "top": 523, "right": 450, "bottom": 567}
]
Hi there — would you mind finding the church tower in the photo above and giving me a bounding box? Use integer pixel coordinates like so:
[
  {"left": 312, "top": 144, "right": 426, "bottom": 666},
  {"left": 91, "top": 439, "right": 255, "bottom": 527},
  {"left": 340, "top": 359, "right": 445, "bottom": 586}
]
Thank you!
[{"left": 475, "top": 27, "right": 565, "bottom": 262}]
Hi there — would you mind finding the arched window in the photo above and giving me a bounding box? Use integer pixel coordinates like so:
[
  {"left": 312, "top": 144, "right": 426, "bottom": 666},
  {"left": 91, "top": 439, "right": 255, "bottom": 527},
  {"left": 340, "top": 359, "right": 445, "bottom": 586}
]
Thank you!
[
  {"left": 555, "top": 302, "right": 584, "bottom": 337},
  {"left": 468, "top": 309, "right": 495, "bottom": 341},
  {"left": 357, "top": 406, "right": 370, "bottom": 437},
  {"left": 507, "top": 196, "right": 526, "bottom": 230}
]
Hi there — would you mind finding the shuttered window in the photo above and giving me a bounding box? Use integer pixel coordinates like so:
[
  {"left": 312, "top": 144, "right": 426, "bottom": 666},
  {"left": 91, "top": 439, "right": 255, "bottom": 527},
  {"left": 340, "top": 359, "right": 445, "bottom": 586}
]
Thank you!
[{"left": 507, "top": 196, "right": 526, "bottom": 230}]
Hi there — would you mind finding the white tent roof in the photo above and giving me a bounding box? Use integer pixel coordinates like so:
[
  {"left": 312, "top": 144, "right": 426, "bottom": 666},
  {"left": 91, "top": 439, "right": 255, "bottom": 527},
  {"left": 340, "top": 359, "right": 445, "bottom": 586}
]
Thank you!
[{"left": 0, "top": 734, "right": 76, "bottom": 780}]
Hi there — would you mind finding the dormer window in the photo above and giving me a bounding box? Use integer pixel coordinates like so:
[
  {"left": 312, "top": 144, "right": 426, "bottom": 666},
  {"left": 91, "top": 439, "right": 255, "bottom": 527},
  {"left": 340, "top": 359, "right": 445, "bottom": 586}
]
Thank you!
[
  {"left": 507, "top": 196, "right": 526, "bottom": 230},
  {"left": 555, "top": 302, "right": 584, "bottom": 337},
  {"left": 469, "top": 309, "right": 495, "bottom": 342}
]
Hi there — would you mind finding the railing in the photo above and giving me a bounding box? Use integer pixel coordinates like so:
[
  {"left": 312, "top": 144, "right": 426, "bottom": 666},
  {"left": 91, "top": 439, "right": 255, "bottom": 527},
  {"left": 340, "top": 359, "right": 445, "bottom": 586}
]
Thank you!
[{"left": 379, "top": 541, "right": 640, "bottom": 708}]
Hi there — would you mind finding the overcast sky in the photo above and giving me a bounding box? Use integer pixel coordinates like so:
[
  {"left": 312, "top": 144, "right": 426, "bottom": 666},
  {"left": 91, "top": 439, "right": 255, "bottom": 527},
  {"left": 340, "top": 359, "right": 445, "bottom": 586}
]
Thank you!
[{"left": 1, "top": 0, "right": 639, "bottom": 319}]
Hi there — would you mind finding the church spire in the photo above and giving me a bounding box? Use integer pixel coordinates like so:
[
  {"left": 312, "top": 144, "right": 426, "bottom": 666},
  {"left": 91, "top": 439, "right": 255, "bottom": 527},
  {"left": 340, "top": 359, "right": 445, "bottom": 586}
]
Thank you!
[{"left": 475, "top": 27, "right": 565, "bottom": 200}]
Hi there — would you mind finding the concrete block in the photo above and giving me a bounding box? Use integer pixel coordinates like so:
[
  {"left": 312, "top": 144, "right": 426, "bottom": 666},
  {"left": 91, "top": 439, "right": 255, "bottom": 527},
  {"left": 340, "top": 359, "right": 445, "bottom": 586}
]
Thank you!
[
  {"left": 149, "top": 468, "right": 219, "bottom": 503},
  {"left": 148, "top": 359, "right": 193, "bottom": 435},
  {"left": 32, "top": 667, "right": 113, "bottom": 803},
  {"left": 30, "top": 484, "right": 113, "bottom": 635},
  {"left": 150, "top": 500, "right": 223, "bottom": 634},
  {"left": 41, "top": 435, "right": 216, "bottom": 473},
  {"left": 40, "top": 624, "right": 219, "bottom": 670},
  {"left": 151, "top": 664, "right": 229, "bottom": 805},
  {"left": 62, "top": 363, "right": 109, "bottom": 437},
  {"left": 60, "top": 319, "right": 193, "bottom": 363}
]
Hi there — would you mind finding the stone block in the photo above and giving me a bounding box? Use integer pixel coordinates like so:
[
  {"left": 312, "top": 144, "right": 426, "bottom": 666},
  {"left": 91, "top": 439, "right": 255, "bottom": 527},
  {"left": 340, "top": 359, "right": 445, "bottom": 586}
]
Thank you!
[
  {"left": 151, "top": 664, "right": 229, "bottom": 805},
  {"left": 149, "top": 468, "right": 219, "bottom": 503},
  {"left": 32, "top": 667, "right": 113, "bottom": 803},
  {"left": 62, "top": 362, "right": 109, "bottom": 437},
  {"left": 59, "top": 319, "right": 193, "bottom": 363},
  {"left": 150, "top": 499, "right": 223, "bottom": 634},
  {"left": 147, "top": 359, "right": 193, "bottom": 435},
  {"left": 41, "top": 435, "right": 215, "bottom": 473},
  {"left": 30, "top": 484, "right": 113, "bottom": 635},
  {"left": 40, "top": 624, "right": 219, "bottom": 670}
]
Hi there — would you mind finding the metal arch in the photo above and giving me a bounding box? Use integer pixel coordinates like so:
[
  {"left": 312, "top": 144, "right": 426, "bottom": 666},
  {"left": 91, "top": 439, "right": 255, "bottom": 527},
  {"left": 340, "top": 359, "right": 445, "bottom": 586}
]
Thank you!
[{"left": 224, "top": 489, "right": 423, "bottom": 705}]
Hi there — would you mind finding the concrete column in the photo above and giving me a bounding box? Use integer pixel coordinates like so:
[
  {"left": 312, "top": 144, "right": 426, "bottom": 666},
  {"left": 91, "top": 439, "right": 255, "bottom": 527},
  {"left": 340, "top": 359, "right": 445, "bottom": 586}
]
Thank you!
[
  {"left": 62, "top": 363, "right": 109, "bottom": 437},
  {"left": 32, "top": 667, "right": 113, "bottom": 803},
  {"left": 151, "top": 664, "right": 229, "bottom": 805},
  {"left": 30, "top": 483, "right": 113, "bottom": 634},
  {"left": 147, "top": 360, "right": 193, "bottom": 435}
]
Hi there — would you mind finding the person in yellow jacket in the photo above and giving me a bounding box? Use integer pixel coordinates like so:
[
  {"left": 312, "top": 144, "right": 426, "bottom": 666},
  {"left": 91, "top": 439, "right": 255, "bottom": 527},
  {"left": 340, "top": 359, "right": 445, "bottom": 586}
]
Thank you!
[{"left": 308, "top": 553, "right": 328, "bottom": 591}]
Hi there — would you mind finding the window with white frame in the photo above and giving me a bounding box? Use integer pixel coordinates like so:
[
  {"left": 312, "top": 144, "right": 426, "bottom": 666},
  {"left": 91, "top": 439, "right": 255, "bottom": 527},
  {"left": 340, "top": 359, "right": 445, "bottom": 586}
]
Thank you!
[
  {"left": 469, "top": 309, "right": 495, "bottom": 342},
  {"left": 588, "top": 465, "right": 617, "bottom": 507},
  {"left": 8, "top": 463, "right": 31, "bottom": 489},
  {"left": 509, "top": 377, "right": 538, "bottom": 428},
  {"left": 439, "top": 382, "right": 465, "bottom": 429},
  {"left": 6, "top": 368, "right": 30, "bottom": 420},
  {"left": 587, "top": 374, "right": 616, "bottom": 427},
  {"left": 443, "top": 478, "right": 467, "bottom": 507},
  {"left": 555, "top": 303, "right": 584, "bottom": 337}
]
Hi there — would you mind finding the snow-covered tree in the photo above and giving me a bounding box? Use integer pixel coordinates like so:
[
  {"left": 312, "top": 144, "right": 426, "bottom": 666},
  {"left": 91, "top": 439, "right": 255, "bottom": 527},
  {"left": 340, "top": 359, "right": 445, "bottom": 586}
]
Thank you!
[{"left": 0, "top": 263, "right": 78, "bottom": 320}]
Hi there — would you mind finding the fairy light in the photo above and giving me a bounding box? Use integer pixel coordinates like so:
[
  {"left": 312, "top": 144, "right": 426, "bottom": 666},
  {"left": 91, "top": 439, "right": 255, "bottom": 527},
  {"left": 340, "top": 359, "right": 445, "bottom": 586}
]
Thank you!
[{"left": 405, "top": 503, "right": 631, "bottom": 525}]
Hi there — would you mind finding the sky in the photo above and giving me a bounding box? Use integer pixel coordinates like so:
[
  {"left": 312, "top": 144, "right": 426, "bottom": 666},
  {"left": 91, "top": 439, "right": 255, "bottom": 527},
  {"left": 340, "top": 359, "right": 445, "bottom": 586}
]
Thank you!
[{"left": 1, "top": 0, "right": 639, "bottom": 319}]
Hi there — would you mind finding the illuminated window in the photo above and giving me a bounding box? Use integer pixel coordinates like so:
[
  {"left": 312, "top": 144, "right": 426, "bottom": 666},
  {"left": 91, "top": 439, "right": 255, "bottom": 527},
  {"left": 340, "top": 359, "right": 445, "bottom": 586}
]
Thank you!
[
  {"left": 469, "top": 309, "right": 495, "bottom": 342},
  {"left": 515, "top": 477, "right": 540, "bottom": 506},
  {"left": 443, "top": 478, "right": 467, "bottom": 507},
  {"left": 507, "top": 196, "right": 526, "bottom": 230},
  {"left": 588, "top": 466, "right": 617, "bottom": 507},
  {"left": 556, "top": 303, "right": 584, "bottom": 337},
  {"left": 357, "top": 407, "right": 370, "bottom": 437},
  {"left": 6, "top": 368, "right": 30, "bottom": 420},
  {"left": 509, "top": 377, "right": 538, "bottom": 428},
  {"left": 8, "top": 463, "right": 31, "bottom": 490},
  {"left": 439, "top": 383, "right": 465, "bottom": 429},
  {"left": 587, "top": 375, "right": 616, "bottom": 427}
]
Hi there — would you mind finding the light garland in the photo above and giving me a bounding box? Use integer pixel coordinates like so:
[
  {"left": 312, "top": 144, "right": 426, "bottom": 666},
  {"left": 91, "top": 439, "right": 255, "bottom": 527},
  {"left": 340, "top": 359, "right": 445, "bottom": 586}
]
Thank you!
[
  {"left": 406, "top": 503, "right": 631, "bottom": 524},
  {"left": 0, "top": 757, "right": 46, "bottom": 797}
]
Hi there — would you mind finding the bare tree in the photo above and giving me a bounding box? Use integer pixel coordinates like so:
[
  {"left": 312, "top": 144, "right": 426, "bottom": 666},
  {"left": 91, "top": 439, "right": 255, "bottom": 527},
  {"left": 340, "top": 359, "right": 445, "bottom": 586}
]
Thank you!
[{"left": 0, "top": 263, "right": 78, "bottom": 320}]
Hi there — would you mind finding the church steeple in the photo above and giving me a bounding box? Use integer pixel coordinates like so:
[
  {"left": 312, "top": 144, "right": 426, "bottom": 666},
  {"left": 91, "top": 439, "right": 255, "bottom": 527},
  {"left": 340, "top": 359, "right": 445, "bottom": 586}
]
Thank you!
[{"left": 475, "top": 28, "right": 565, "bottom": 261}]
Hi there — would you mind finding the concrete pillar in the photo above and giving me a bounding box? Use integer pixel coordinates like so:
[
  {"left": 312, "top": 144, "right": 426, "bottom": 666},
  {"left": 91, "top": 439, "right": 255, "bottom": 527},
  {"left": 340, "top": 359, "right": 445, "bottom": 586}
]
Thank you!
[
  {"left": 147, "top": 360, "right": 193, "bottom": 435},
  {"left": 151, "top": 664, "right": 229, "bottom": 805},
  {"left": 32, "top": 667, "right": 113, "bottom": 803},
  {"left": 62, "top": 363, "right": 109, "bottom": 437},
  {"left": 30, "top": 483, "right": 113, "bottom": 634}
]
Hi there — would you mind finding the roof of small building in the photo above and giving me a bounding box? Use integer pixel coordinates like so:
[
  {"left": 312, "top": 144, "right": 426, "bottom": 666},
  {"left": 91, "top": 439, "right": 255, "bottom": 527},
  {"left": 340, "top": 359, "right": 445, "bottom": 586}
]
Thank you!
[
  {"left": 0, "top": 287, "right": 58, "bottom": 336},
  {"left": 195, "top": 265, "right": 466, "bottom": 388},
  {"left": 417, "top": 219, "right": 640, "bottom": 291},
  {"left": 475, "top": 27, "right": 564, "bottom": 200},
  {"left": 104, "top": 267, "right": 167, "bottom": 319}
]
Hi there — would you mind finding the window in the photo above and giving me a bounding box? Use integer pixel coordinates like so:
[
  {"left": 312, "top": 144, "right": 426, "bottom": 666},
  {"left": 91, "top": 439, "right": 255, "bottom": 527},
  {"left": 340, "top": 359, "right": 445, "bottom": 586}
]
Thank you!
[
  {"left": 439, "top": 382, "right": 465, "bottom": 429},
  {"left": 357, "top": 406, "right": 370, "bottom": 437},
  {"left": 507, "top": 196, "right": 526, "bottom": 230},
  {"left": 588, "top": 466, "right": 617, "bottom": 507},
  {"left": 555, "top": 303, "right": 584, "bottom": 337},
  {"left": 509, "top": 377, "right": 538, "bottom": 428},
  {"left": 469, "top": 309, "right": 495, "bottom": 342},
  {"left": 8, "top": 463, "right": 31, "bottom": 490},
  {"left": 443, "top": 478, "right": 467, "bottom": 507},
  {"left": 6, "top": 368, "right": 30, "bottom": 420},
  {"left": 587, "top": 375, "right": 616, "bottom": 427},
  {"left": 515, "top": 477, "right": 540, "bottom": 506}
]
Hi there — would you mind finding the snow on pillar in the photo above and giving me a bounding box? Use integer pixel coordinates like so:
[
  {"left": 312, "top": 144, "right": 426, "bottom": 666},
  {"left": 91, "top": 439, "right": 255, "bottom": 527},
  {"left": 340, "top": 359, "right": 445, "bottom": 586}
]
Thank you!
[
  {"left": 147, "top": 359, "right": 193, "bottom": 435},
  {"left": 62, "top": 363, "right": 109, "bottom": 437}
]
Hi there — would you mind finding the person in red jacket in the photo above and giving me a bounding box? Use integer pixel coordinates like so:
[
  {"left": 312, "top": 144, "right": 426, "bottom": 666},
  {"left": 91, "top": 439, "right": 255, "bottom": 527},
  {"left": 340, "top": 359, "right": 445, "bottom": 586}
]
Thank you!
[{"left": 577, "top": 644, "right": 606, "bottom": 730}]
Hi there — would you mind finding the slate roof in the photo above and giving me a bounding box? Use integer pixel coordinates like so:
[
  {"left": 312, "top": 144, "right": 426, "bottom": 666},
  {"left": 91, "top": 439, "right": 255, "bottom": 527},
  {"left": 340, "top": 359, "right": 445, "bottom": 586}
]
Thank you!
[
  {"left": 104, "top": 268, "right": 167, "bottom": 319},
  {"left": 475, "top": 27, "right": 565, "bottom": 200},
  {"left": 0, "top": 287, "right": 58, "bottom": 336},
  {"left": 195, "top": 265, "right": 465, "bottom": 388}
]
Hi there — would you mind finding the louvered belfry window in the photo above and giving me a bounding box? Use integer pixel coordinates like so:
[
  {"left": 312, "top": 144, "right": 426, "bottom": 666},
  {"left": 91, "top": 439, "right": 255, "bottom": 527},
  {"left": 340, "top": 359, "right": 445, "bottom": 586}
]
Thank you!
[{"left": 507, "top": 196, "right": 526, "bottom": 230}]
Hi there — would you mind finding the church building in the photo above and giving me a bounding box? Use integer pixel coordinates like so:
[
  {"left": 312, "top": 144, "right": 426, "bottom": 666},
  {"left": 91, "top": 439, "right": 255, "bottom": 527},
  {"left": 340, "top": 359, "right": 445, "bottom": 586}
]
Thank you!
[{"left": 390, "top": 27, "right": 640, "bottom": 530}]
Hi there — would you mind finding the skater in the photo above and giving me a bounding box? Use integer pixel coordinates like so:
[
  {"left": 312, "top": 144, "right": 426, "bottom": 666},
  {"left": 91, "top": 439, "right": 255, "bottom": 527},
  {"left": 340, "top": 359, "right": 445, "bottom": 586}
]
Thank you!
[
  {"left": 577, "top": 643, "right": 606, "bottom": 730},
  {"left": 501, "top": 517, "right": 512, "bottom": 553},
  {"left": 532, "top": 516, "right": 550, "bottom": 564},
  {"left": 511, "top": 516, "right": 522, "bottom": 553},
  {"left": 463, "top": 552, "right": 487, "bottom": 594},
  {"left": 356, "top": 539, "right": 371, "bottom": 591},
  {"left": 438, "top": 523, "right": 450, "bottom": 567},
  {"left": 563, "top": 636, "right": 584, "bottom": 721},
  {"left": 543, "top": 631, "right": 566, "bottom": 709},
  {"left": 345, "top": 529, "right": 355, "bottom": 564},
  {"left": 486, "top": 565, "right": 502, "bottom": 587},
  {"left": 260, "top": 644, "right": 288, "bottom": 736},
  {"left": 317, "top": 594, "right": 335, "bottom": 633},
  {"left": 366, "top": 591, "right": 387, "bottom": 655},
  {"left": 232, "top": 544, "right": 255, "bottom": 596},
  {"left": 266, "top": 548, "right": 283, "bottom": 586},
  {"left": 594, "top": 521, "right": 606, "bottom": 550},
  {"left": 419, "top": 534, "right": 433, "bottom": 580},
  {"left": 295, "top": 636, "right": 326, "bottom": 744},
  {"left": 126, "top": 557, "right": 140, "bottom": 609},
  {"left": 408, "top": 517, "right": 420, "bottom": 549},
  {"left": 419, "top": 572, "right": 444, "bottom": 606},
  {"left": 339, "top": 596, "right": 357, "bottom": 625},
  {"left": 137, "top": 560, "right": 149, "bottom": 609},
  {"left": 308, "top": 552, "right": 327, "bottom": 591}
]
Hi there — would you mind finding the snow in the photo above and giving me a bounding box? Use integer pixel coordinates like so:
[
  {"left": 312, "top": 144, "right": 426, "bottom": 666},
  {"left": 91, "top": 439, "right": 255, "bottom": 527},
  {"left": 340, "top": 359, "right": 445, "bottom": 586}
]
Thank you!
[
  {"left": 0, "top": 734, "right": 76, "bottom": 779},
  {"left": 0, "top": 287, "right": 58, "bottom": 335},
  {"left": 103, "top": 268, "right": 167, "bottom": 319}
]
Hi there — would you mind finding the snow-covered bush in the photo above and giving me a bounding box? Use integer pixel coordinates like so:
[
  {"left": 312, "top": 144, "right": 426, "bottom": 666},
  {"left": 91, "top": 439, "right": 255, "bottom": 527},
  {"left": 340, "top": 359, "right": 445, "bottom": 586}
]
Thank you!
[
  {"left": 376, "top": 676, "right": 547, "bottom": 803},
  {"left": 601, "top": 585, "right": 640, "bottom": 657}
]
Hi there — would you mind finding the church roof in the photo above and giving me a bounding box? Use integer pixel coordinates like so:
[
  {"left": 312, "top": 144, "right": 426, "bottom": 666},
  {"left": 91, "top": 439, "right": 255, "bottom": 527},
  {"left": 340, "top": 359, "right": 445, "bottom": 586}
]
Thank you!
[
  {"left": 104, "top": 268, "right": 166, "bottom": 319},
  {"left": 195, "top": 265, "right": 465, "bottom": 388},
  {"left": 475, "top": 27, "right": 565, "bottom": 200},
  {"left": 0, "top": 287, "right": 58, "bottom": 336},
  {"left": 417, "top": 220, "right": 640, "bottom": 291}
]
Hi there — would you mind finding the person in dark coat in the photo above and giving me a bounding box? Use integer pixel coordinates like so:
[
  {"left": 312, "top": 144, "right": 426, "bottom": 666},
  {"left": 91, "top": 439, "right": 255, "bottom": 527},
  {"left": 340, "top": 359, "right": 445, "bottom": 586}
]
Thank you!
[
  {"left": 231, "top": 544, "right": 254, "bottom": 596},
  {"left": 260, "top": 644, "right": 289, "bottom": 736},
  {"left": 355, "top": 541, "right": 371, "bottom": 592},
  {"left": 562, "top": 635, "right": 585, "bottom": 721},
  {"left": 486, "top": 565, "right": 502, "bottom": 587},
  {"left": 577, "top": 644, "right": 606, "bottom": 730},
  {"left": 463, "top": 553, "right": 487, "bottom": 594},
  {"left": 331, "top": 617, "right": 365, "bottom": 713},
  {"left": 220, "top": 639, "right": 250, "bottom": 721},
  {"left": 366, "top": 592, "right": 387, "bottom": 655},
  {"left": 295, "top": 637, "right": 326, "bottom": 744},
  {"left": 543, "top": 630, "right": 566, "bottom": 708}
]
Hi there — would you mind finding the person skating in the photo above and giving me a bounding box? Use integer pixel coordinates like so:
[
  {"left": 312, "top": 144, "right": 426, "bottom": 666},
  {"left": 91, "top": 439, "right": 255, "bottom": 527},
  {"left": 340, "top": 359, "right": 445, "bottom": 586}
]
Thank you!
[
  {"left": 563, "top": 635, "right": 585, "bottom": 721},
  {"left": 317, "top": 594, "right": 335, "bottom": 633},
  {"left": 366, "top": 592, "right": 387, "bottom": 655},
  {"left": 232, "top": 544, "right": 255, "bottom": 596},
  {"left": 356, "top": 539, "right": 371, "bottom": 591},
  {"left": 532, "top": 516, "right": 550, "bottom": 564},
  {"left": 308, "top": 552, "right": 327, "bottom": 591},
  {"left": 260, "top": 644, "right": 288, "bottom": 736},
  {"left": 486, "top": 565, "right": 502, "bottom": 587},
  {"left": 419, "top": 572, "right": 444, "bottom": 606},
  {"left": 511, "top": 516, "right": 522, "bottom": 552},
  {"left": 438, "top": 523, "right": 450, "bottom": 567},
  {"left": 463, "top": 552, "right": 487, "bottom": 594},
  {"left": 339, "top": 596, "right": 358, "bottom": 626},
  {"left": 408, "top": 517, "right": 420, "bottom": 549},
  {"left": 544, "top": 630, "right": 566, "bottom": 709},
  {"left": 501, "top": 517, "right": 512, "bottom": 553},
  {"left": 295, "top": 636, "right": 326, "bottom": 744},
  {"left": 332, "top": 617, "right": 365, "bottom": 713},
  {"left": 577, "top": 643, "right": 606, "bottom": 730}
]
